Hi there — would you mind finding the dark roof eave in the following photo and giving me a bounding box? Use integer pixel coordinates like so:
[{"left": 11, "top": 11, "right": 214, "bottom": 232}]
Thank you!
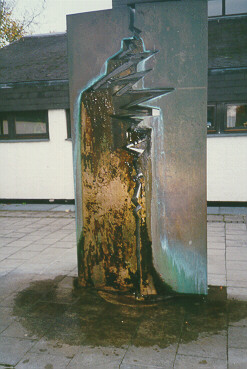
[{"left": 0, "top": 80, "right": 69, "bottom": 89}]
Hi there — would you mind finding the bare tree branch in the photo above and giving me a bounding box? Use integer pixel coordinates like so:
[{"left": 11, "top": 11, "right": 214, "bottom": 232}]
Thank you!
[{"left": 0, "top": 0, "right": 46, "bottom": 48}]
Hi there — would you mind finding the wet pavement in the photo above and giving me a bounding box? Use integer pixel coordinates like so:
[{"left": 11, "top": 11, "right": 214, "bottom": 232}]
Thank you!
[{"left": 0, "top": 208, "right": 246, "bottom": 368}]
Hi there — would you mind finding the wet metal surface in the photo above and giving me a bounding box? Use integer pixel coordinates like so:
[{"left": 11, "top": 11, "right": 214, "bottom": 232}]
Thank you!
[
  {"left": 78, "top": 34, "right": 173, "bottom": 297},
  {"left": 68, "top": 1, "right": 208, "bottom": 297}
]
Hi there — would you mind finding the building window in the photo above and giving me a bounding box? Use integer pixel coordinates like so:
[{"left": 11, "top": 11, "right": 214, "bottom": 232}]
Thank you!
[
  {"left": 66, "top": 109, "right": 71, "bottom": 139},
  {"left": 225, "top": 104, "right": 247, "bottom": 132},
  {"left": 208, "top": 0, "right": 222, "bottom": 17},
  {"left": 208, "top": 0, "right": 247, "bottom": 16},
  {"left": 207, "top": 103, "right": 247, "bottom": 134},
  {"left": 225, "top": 0, "right": 247, "bottom": 15},
  {"left": 0, "top": 118, "right": 9, "bottom": 136},
  {"left": 207, "top": 105, "right": 217, "bottom": 133},
  {"left": 0, "top": 111, "right": 49, "bottom": 140}
]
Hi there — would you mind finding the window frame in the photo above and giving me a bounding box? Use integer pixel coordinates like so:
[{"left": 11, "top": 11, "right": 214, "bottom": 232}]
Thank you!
[
  {"left": 0, "top": 110, "right": 49, "bottom": 141},
  {"left": 207, "top": 102, "right": 247, "bottom": 135},
  {"left": 207, "top": 104, "right": 217, "bottom": 134},
  {"left": 224, "top": 103, "right": 247, "bottom": 133},
  {"left": 66, "top": 109, "right": 72, "bottom": 140},
  {"left": 208, "top": 0, "right": 247, "bottom": 17}
]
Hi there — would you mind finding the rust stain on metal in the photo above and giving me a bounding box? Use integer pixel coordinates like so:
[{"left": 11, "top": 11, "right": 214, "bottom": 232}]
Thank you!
[
  {"left": 79, "top": 98, "right": 139, "bottom": 291},
  {"left": 77, "top": 37, "right": 172, "bottom": 297}
]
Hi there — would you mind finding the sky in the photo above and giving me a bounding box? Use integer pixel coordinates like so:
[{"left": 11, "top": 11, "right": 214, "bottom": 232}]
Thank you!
[{"left": 13, "top": 0, "right": 112, "bottom": 35}]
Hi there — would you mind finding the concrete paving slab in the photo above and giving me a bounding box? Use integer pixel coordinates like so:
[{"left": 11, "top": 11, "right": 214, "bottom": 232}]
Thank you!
[
  {"left": 0, "top": 204, "right": 57, "bottom": 211},
  {"left": 51, "top": 205, "right": 75, "bottom": 212},
  {"left": 66, "top": 346, "right": 126, "bottom": 369},
  {"left": 227, "top": 271, "right": 247, "bottom": 282},
  {"left": 228, "top": 348, "right": 247, "bottom": 369},
  {"left": 207, "top": 215, "right": 224, "bottom": 222},
  {"left": 120, "top": 364, "right": 166, "bottom": 369},
  {"left": 15, "top": 352, "right": 71, "bottom": 369},
  {"left": 0, "top": 336, "right": 36, "bottom": 366},
  {"left": 122, "top": 345, "right": 177, "bottom": 368},
  {"left": 29, "top": 337, "right": 80, "bottom": 357},
  {"left": 225, "top": 215, "right": 246, "bottom": 223},
  {"left": 1, "top": 320, "right": 39, "bottom": 340},
  {"left": 174, "top": 354, "right": 227, "bottom": 369},
  {"left": 178, "top": 333, "right": 227, "bottom": 359},
  {"left": 227, "top": 288, "right": 247, "bottom": 301},
  {"left": 228, "top": 326, "right": 247, "bottom": 349},
  {"left": 0, "top": 209, "right": 247, "bottom": 368}
]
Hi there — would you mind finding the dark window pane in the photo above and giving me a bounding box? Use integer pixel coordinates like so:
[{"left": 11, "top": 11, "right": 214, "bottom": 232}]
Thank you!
[
  {"left": 226, "top": 0, "right": 247, "bottom": 14},
  {"left": 207, "top": 106, "right": 216, "bottom": 132},
  {"left": 3, "top": 120, "right": 8, "bottom": 134},
  {"left": 0, "top": 116, "right": 9, "bottom": 136},
  {"left": 208, "top": 0, "right": 222, "bottom": 16},
  {"left": 15, "top": 111, "right": 47, "bottom": 135},
  {"left": 66, "top": 109, "right": 71, "bottom": 139},
  {"left": 226, "top": 104, "right": 247, "bottom": 130}
]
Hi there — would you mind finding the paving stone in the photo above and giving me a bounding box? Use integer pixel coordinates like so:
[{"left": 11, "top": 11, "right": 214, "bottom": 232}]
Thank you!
[
  {"left": 227, "top": 271, "right": 247, "bottom": 282},
  {"left": 227, "top": 288, "right": 247, "bottom": 300},
  {"left": 207, "top": 242, "right": 226, "bottom": 250},
  {"left": 1, "top": 321, "right": 39, "bottom": 340},
  {"left": 29, "top": 337, "right": 80, "bottom": 357},
  {"left": 208, "top": 266, "right": 226, "bottom": 275},
  {"left": 120, "top": 364, "right": 165, "bottom": 369},
  {"left": 207, "top": 215, "right": 224, "bottom": 222},
  {"left": 0, "top": 259, "right": 25, "bottom": 269},
  {"left": 173, "top": 354, "right": 227, "bottom": 369},
  {"left": 122, "top": 345, "right": 176, "bottom": 368},
  {"left": 226, "top": 248, "right": 247, "bottom": 261},
  {"left": 0, "top": 336, "right": 36, "bottom": 366},
  {"left": 30, "top": 238, "right": 57, "bottom": 245},
  {"left": 229, "top": 318, "right": 247, "bottom": 328},
  {"left": 208, "top": 254, "right": 225, "bottom": 262},
  {"left": 1, "top": 208, "right": 247, "bottom": 368},
  {"left": 0, "top": 291, "right": 19, "bottom": 308},
  {"left": 0, "top": 238, "right": 17, "bottom": 247},
  {"left": 207, "top": 227, "right": 225, "bottom": 235},
  {"left": 3, "top": 232, "right": 28, "bottom": 239},
  {"left": 66, "top": 346, "right": 126, "bottom": 369},
  {"left": 207, "top": 222, "right": 225, "bottom": 228},
  {"left": 208, "top": 274, "right": 226, "bottom": 286},
  {"left": 226, "top": 241, "right": 247, "bottom": 248},
  {"left": 227, "top": 260, "right": 247, "bottom": 270},
  {"left": 0, "top": 307, "right": 17, "bottom": 333},
  {"left": 22, "top": 244, "right": 50, "bottom": 252},
  {"left": 228, "top": 348, "right": 247, "bottom": 369},
  {"left": 227, "top": 234, "right": 247, "bottom": 241},
  {"left": 224, "top": 216, "right": 245, "bottom": 223},
  {"left": 208, "top": 249, "right": 225, "bottom": 257},
  {"left": 207, "top": 236, "right": 225, "bottom": 243},
  {"left": 57, "top": 276, "right": 76, "bottom": 290},
  {"left": 50, "top": 241, "right": 76, "bottom": 249},
  {"left": 177, "top": 333, "right": 227, "bottom": 359},
  {"left": 8, "top": 251, "right": 38, "bottom": 260},
  {"left": 15, "top": 352, "right": 71, "bottom": 369},
  {"left": 4, "top": 240, "right": 33, "bottom": 248},
  {"left": 228, "top": 327, "right": 247, "bottom": 349}
]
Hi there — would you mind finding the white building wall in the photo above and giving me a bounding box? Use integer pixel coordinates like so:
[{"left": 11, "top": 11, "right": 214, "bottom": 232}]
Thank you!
[
  {"left": 0, "top": 109, "right": 74, "bottom": 199},
  {"left": 207, "top": 136, "right": 247, "bottom": 202},
  {"left": 1, "top": 110, "right": 247, "bottom": 202}
]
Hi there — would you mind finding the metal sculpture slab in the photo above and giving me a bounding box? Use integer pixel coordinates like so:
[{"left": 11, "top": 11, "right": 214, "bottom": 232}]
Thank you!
[{"left": 67, "top": 1, "right": 208, "bottom": 300}]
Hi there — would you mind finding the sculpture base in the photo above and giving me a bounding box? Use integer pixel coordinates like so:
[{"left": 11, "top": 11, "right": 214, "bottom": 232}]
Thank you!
[{"left": 97, "top": 290, "right": 174, "bottom": 307}]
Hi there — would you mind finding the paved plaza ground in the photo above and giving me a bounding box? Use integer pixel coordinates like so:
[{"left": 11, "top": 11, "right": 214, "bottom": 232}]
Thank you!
[{"left": 0, "top": 205, "right": 247, "bottom": 368}]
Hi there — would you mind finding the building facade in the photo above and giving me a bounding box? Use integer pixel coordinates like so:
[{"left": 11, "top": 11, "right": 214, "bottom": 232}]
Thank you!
[
  {"left": 207, "top": 1, "right": 247, "bottom": 202},
  {"left": 0, "top": 2, "right": 246, "bottom": 203}
]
